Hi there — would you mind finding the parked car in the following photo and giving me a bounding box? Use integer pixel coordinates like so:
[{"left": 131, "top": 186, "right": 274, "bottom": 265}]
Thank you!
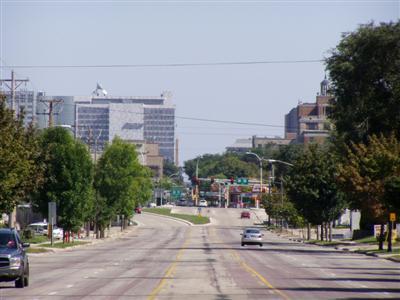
[
  {"left": 27, "top": 222, "right": 63, "bottom": 239},
  {"left": 240, "top": 211, "right": 251, "bottom": 219},
  {"left": 198, "top": 199, "right": 208, "bottom": 207},
  {"left": 27, "top": 222, "right": 47, "bottom": 235},
  {"left": 0, "top": 228, "right": 30, "bottom": 288},
  {"left": 52, "top": 227, "right": 63, "bottom": 239},
  {"left": 147, "top": 202, "right": 157, "bottom": 208},
  {"left": 240, "top": 227, "right": 264, "bottom": 247},
  {"left": 135, "top": 207, "right": 142, "bottom": 214},
  {"left": 177, "top": 199, "right": 187, "bottom": 206}
]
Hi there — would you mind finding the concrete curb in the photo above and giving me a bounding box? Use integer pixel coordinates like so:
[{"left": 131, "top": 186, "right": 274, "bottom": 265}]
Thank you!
[
  {"left": 142, "top": 211, "right": 212, "bottom": 226},
  {"left": 28, "top": 225, "right": 138, "bottom": 255},
  {"left": 280, "top": 232, "right": 400, "bottom": 263}
]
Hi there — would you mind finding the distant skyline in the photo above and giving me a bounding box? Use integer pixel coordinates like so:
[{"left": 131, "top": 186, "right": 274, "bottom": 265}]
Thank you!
[{"left": 1, "top": 0, "right": 399, "bottom": 164}]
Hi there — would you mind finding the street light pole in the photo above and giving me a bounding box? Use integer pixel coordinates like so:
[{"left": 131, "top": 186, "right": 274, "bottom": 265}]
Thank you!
[{"left": 246, "top": 151, "right": 262, "bottom": 209}]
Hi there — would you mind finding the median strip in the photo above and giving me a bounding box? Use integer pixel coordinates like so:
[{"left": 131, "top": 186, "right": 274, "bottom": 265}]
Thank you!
[{"left": 142, "top": 208, "right": 210, "bottom": 225}]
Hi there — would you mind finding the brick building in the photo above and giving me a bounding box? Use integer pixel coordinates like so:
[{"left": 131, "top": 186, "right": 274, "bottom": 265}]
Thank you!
[{"left": 285, "top": 76, "right": 333, "bottom": 144}]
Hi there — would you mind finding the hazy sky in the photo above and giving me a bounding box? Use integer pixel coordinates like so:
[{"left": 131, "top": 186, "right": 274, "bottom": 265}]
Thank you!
[{"left": 1, "top": 0, "right": 399, "bottom": 164}]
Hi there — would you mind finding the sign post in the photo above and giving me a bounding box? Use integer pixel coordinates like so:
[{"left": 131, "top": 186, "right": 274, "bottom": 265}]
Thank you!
[
  {"left": 48, "top": 202, "right": 57, "bottom": 246},
  {"left": 388, "top": 212, "right": 396, "bottom": 252}
]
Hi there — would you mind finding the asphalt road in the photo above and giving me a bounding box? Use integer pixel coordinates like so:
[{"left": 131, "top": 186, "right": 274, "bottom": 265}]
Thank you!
[{"left": 1, "top": 212, "right": 399, "bottom": 300}]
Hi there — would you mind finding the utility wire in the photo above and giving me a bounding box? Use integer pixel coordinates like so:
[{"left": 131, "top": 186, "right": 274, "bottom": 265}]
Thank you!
[
  {"left": 0, "top": 59, "right": 323, "bottom": 69},
  {"left": 55, "top": 101, "right": 291, "bottom": 129}
]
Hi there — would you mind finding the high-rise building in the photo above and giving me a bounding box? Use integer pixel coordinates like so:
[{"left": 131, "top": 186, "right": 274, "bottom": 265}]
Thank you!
[
  {"left": 2, "top": 90, "right": 36, "bottom": 127},
  {"left": 37, "top": 86, "right": 175, "bottom": 162}
]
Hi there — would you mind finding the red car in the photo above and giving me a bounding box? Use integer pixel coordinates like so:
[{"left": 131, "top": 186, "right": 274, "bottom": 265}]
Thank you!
[
  {"left": 135, "top": 207, "right": 142, "bottom": 214},
  {"left": 241, "top": 211, "right": 250, "bottom": 219}
]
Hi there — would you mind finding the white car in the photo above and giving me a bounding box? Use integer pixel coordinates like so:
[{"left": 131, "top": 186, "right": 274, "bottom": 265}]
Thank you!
[
  {"left": 198, "top": 199, "right": 208, "bottom": 207},
  {"left": 27, "top": 222, "right": 63, "bottom": 239},
  {"left": 241, "top": 227, "right": 264, "bottom": 247}
]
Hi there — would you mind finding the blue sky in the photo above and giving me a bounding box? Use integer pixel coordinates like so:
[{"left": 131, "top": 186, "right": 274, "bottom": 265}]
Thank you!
[{"left": 1, "top": 0, "right": 399, "bottom": 164}]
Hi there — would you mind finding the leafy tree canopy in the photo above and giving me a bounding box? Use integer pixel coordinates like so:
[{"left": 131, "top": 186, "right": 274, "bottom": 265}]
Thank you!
[
  {"left": 95, "top": 137, "right": 151, "bottom": 219},
  {"left": 0, "top": 97, "right": 43, "bottom": 214},
  {"left": 326, "top": 21, "right": 400, "bottom": 144},
  {"left": 337, "top": 133, "right": 400, "bottom": 224},
  {"left": 33, "top": 127, "right": 94, "bottom": 232},
  {"left": 286, "top": 144, "right": 346, "bottom": 225}
]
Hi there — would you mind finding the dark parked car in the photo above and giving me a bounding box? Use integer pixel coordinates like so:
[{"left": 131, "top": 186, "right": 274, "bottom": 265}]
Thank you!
[
  {"left": 0, "top": 228, "right": 30, "bottom": 288},
  {"left": 241, "top": 211, "right": 251, "bottom": 219},
  {"left": 135, "top": 207, "right": 142, "bottom": 214}
]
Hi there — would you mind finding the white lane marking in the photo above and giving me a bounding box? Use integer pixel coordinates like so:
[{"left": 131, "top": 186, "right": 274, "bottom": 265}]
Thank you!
[
  {"left": 360, "top": 285, "right": 367, "bottom": 288},
  {"left": 48, "top": 291, "right": 58, "bottom": 295},
  {"left": 84, "top": 276, "right": 89, "bottom": 279},
  {"left": 66, "top": 284, "right": 74, "bottom": 288},
  {"left": 328, "top": 273, "right": 336, "bottom": 277}
]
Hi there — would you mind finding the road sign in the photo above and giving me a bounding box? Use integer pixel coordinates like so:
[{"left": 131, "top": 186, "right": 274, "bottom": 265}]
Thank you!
[
  {"left": 171, "top": 187, "right": 182, "bottom": 198},
  {"left": 389, "top": 212, "right": 396, "bottom": 222},
  {"left": 236, "top": 178, "right": 248, "bottom": 185}
]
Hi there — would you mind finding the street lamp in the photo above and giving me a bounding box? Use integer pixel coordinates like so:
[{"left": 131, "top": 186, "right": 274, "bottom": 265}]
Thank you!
[{"left": 246, "top": 151, "right": 262, "bottom": 209}]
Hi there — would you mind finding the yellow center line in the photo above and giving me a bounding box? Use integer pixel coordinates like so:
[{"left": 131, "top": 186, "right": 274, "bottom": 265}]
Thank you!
[
  {"left": 212, "top": 227, "right": 291, "bottom": 300},
  {"left": 147, "top": 229, "right": 191, "bottom": 300}
]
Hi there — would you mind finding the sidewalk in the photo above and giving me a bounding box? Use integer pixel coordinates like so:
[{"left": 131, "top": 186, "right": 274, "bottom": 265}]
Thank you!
[
  {"left": 271, "top": 227, "right": 400, "bottom": 263},
  {"left": 29, "top": 224, "right": 138, "bottom": 254}
]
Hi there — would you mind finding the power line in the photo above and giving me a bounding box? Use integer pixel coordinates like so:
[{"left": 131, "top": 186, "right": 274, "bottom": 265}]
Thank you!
[
  {"left": 55, "top": 101, "right": 289, "bottom": 129},
  {"left": 0, "top": 59, "right": 324, "bottom": 69}
]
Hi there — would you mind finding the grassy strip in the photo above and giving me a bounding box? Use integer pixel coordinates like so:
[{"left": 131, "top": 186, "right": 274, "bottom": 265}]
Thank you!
[
  {"left": 305, "top": 240, "right": 342, "bottom": 246},
  {"left": 41, "top": 241, "right": 90, "bottom": 249},
  {"left": 143, "top": 208, "right": 210, "bottom": 225},
  {"left": 353, "top": 235, "right": 377, "bottom": 244},
  {"left": 365, "top": 248, "right": 400, "bottom": 254},
  {"left": 23, "top": 235, "right": 49, "bottom": 244},
  {"left": 27, "top": 247, "right": 50, "bottom": 254}
]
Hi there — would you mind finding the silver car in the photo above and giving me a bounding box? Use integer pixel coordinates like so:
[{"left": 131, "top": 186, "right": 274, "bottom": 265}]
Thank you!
[{"left": 241, "top": 228, "right": 264, "bottom": 247}]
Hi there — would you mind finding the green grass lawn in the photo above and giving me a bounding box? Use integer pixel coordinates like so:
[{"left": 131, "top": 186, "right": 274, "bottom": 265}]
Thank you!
[
  {"left": 143, "top": 208, "right": 210, "bottom": 225},
  {"left": 23, "top": 235, "right": 49, "bottom": 244},
  {"left": 41, "top": 241, "right": 90, "bottom": 248},
  {"left": 305, "top": 240, "right": 342, "bottom": 246},
  {"left": 26, "top": 247, "right": 50, "bottom": 253},
  {"left": 353, "top": 235, "right": 377, "bottom": 243}
]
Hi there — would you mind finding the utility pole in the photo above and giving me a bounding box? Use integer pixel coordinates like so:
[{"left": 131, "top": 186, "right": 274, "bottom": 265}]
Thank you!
[
  {"left": 37, "top": 98, "right": 63, "bottom": 127},
  {"left": 0, "top": 70, "right": 29, "bottom": 115}
]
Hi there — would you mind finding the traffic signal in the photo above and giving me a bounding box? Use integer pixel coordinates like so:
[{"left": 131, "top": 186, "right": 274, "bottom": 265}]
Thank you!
[
  {"left": 230, "top": 177, "right": 234, "bottom": 184},
  {"left": 192, "top": 176, "right": 200, "bottom": 185}
]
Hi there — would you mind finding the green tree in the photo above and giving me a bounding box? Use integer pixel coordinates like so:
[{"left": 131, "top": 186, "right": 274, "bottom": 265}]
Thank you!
[
  {"left": 0, "top": 96, "right": 43, "bottom": 216},
  {"left": 286, "top": 144, "right": 346, "bottom": 239},
  {"left": 384, "top": 176, "right": 400, "bottom": 215},
  {"left": 326, "top": 21, "right": 400, "bottom": 144},
  {"left": 163, "top": 160, "right": 179, "bottom": 177},
  {"left": 337, "top": 133, "right": 400, "bottom": 226},
  {"left": 184, "top": 153, "right": 258, "bottom": 180},
  {"left": 95, "top": 137, "right": 151, "bottom": 232},
  {"left": 34, "top": 127, "right": 94, "bottom": 238}
]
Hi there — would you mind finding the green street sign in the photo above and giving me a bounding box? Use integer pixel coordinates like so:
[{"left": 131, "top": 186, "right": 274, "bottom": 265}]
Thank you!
[
  {"left": 171, "top": 187, "right": 182, "bottom": 198},
  {"left": 236, "top": 178, "right": 248, "bottom": 185}
]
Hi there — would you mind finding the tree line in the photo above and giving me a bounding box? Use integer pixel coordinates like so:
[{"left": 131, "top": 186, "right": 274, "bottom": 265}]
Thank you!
[
  {"left": 184, "top": 21, "right": 400, "bottom": 247},
  {"left": 0, "top": 96, "right": 153, "bottom": 240}
]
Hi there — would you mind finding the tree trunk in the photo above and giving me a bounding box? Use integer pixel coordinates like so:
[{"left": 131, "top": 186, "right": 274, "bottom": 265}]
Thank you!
[
  {"left": 324, "top": 223, "right": 328, "bottom": 241},
  {"left": 320, "top": 224, "right": 324, "bottom": 241},
  {"left": 86, "top": 221, "right": 90, "bottom": 238},
  {"left": 378, "top": 223, "right": 385, "bottom": 251},
  {"left": 307, "top": 223, "right": 311, "bottom": 240},
  {"left": 316, "top": 225, "right": 319, "bottom": 240},
  {"left": 329, "top": 221, "right": 333, "bottom": 242}
]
